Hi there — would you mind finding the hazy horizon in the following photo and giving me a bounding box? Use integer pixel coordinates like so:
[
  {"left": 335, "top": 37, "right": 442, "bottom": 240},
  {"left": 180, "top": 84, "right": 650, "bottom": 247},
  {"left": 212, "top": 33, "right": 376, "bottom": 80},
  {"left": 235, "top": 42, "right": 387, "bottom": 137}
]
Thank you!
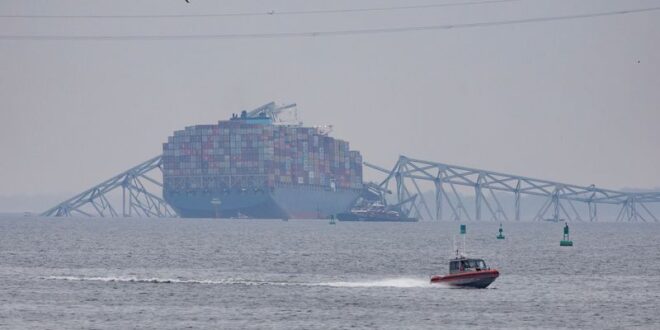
[{"left": 2, "top": 0, "right": 659, "bottom": 212}]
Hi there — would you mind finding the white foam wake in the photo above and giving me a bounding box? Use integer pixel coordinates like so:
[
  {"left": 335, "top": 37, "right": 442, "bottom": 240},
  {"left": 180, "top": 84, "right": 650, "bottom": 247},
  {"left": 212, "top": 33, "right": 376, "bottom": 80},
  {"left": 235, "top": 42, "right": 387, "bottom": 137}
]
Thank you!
[
  {"left": 317, "top": 278, "right": 433, "bottom": 288},
  {"left": 45, "top": 275, "right": 440, "bottom": 288},
  {"left": 44, "top": 275, "right": 276, "bottom": 285}
]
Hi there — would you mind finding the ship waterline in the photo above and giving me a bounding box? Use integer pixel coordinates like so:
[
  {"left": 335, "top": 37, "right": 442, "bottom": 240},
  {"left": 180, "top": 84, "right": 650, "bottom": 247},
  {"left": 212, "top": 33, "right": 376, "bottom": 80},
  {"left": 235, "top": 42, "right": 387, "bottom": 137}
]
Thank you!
[{"left": 165, "top": 185, "right": 361, "bottom": 219}]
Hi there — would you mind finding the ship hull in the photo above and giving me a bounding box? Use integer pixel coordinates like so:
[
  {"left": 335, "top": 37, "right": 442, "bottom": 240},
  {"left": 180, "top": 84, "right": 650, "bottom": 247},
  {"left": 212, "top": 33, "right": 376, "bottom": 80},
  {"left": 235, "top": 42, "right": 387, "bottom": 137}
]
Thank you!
[{"left": 165, "top": 185, "right": 359, "bottom": 219}]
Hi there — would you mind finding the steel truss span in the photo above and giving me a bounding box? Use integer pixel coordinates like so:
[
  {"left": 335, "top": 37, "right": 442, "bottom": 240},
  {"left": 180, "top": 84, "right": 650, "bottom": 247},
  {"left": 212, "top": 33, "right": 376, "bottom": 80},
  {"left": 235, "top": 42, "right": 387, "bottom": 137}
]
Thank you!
[
  {"left": 41, "top": 156, "right": 177, "bottom": 218},
  {"left": 365, "top": 156, "right": 660, "bottom": 222}
]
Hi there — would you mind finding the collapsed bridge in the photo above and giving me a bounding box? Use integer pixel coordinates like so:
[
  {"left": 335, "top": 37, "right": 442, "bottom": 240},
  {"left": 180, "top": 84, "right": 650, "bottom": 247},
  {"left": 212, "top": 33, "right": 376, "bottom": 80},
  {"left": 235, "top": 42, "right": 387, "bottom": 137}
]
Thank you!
[
  {"left": 366, "top": 156, "right": 660, "bottom": 222},
  {"left": 42, "top": 155, "right": 660, "bottom": 222}
]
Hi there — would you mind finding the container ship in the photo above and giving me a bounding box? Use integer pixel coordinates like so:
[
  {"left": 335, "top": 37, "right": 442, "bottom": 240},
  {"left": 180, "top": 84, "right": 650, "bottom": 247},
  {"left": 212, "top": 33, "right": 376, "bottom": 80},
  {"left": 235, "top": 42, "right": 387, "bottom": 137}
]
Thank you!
[{"left": 162, "top": 102, "right": 363, "bottom": 219}]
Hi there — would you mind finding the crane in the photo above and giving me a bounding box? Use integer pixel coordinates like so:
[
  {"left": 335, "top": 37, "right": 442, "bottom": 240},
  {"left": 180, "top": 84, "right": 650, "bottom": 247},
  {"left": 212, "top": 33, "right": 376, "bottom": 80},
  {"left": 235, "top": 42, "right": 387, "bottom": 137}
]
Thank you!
[{"left": 246, "top": 102, "right": 300, "bottom": 125}]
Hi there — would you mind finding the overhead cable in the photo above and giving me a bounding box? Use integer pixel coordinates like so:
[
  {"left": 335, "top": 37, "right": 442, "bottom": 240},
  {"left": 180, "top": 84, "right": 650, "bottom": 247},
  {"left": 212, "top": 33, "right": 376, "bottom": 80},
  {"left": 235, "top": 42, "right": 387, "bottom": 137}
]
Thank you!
[
  {"left": 0, "top": 0, "right": 520, "bottom": 19},
  {"left": 1, "top": 6, "right": 658, "bottom": 41}
]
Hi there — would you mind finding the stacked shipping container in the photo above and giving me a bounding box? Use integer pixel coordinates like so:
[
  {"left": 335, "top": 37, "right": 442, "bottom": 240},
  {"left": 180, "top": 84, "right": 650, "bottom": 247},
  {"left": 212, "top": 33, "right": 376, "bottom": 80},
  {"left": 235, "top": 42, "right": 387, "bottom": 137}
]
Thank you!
[{"left": 162, "top": 119, "right": 362, "bottom": 195}]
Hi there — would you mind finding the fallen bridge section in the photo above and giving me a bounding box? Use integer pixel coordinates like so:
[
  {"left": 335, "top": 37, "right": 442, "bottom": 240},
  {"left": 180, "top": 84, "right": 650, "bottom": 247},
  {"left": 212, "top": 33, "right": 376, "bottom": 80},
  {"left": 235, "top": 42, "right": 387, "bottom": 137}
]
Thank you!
[
  {"left": 42, "top": 154, "right": 659, "bottom": 221},
  {"left": 41, "top": 156, "right": 177, "bottom": 218},
  {"left": 365, "top": 156, "right": 660, "bottom": 222}
]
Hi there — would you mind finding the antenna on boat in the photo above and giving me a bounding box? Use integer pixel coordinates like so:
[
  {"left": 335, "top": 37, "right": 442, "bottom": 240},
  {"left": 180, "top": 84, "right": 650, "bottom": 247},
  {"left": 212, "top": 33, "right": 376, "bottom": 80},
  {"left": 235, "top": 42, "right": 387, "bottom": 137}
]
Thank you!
[{"left": 460, "top": 224, "right": 467, "bottom": 257}]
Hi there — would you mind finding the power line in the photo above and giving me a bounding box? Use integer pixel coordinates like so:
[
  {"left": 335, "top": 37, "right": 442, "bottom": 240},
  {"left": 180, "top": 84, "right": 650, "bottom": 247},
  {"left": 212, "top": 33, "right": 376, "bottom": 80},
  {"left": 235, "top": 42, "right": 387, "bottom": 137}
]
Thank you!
[
  {"left": 0, "top": 0, "right": 520, "bottom": 19},
  {"left": 1, "top": 6, "right": 658, "bottom": 41}
]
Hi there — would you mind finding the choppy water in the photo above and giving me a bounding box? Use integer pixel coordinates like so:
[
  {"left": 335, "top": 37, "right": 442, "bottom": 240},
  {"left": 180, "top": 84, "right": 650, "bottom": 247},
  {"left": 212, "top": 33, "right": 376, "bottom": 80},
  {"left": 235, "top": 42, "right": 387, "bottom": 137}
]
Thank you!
[{"left": 1, "top": 217, "right": 659, "bottom": 329}]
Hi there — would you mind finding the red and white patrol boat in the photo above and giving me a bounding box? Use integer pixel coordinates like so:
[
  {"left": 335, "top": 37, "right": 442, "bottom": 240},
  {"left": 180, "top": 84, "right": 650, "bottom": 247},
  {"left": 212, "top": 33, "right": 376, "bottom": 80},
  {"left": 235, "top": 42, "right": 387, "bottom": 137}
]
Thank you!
[{"left": 430, "top": 256, "right": 499, "bottom": 288}]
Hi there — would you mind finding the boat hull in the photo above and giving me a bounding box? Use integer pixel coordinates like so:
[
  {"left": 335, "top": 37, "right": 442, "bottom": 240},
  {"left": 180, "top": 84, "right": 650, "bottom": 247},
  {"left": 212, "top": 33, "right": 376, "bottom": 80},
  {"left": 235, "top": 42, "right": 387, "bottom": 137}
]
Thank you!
[{"left": 430, "top": 270, "right": 499, "bottom": 288}]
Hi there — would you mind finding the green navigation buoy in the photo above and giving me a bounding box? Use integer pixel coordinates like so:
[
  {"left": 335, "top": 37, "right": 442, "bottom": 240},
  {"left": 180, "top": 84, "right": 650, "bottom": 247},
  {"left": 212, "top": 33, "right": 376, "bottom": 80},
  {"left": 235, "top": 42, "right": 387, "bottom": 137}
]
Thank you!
[
  {"left": 497, "top": 223, "right": 505, "bottom": 240},
  {"left": 560, "top": 222, "right": 573, "bottom": 246},
  {"left": 454, "top": 224, "right": 467, "bottom": 257}
]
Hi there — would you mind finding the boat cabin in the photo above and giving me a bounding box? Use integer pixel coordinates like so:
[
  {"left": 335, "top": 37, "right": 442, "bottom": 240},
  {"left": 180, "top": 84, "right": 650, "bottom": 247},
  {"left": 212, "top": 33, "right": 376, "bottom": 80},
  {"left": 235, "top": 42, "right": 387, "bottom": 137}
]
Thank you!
[{"left": 449, "top": 258, "right": 489, "bottom": 274}]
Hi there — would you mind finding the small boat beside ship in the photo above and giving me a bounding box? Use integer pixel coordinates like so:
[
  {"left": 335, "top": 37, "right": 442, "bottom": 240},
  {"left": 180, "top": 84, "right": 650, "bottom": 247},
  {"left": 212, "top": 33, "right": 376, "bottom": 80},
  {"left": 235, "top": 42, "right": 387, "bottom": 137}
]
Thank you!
[{"left": 335, "top": 203, "right": 418, "bottom": 222}]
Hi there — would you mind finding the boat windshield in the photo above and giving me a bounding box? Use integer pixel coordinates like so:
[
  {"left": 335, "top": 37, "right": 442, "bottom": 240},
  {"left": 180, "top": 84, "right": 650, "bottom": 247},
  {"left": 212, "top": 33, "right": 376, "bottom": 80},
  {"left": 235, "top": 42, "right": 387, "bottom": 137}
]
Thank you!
[
  {"left": 450, "top": 259, "right": 488, "bottom": 273},
  {"left": 468, "top": 259, "right": 487, "bottom": 269}
]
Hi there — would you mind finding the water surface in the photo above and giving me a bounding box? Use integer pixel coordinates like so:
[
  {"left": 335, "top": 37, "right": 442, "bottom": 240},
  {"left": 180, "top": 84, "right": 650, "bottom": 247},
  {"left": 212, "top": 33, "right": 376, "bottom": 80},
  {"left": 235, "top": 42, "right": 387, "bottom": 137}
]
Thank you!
[{"left": 1, "top": 217, "right": 659, "bottom": 329}]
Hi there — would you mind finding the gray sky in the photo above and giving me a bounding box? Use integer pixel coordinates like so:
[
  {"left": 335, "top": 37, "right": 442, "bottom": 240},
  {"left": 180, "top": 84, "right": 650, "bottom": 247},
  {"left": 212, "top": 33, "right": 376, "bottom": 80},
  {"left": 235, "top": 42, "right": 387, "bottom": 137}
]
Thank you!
[{"left": 1, "top": 0, "right": 659, "bottom": 199}]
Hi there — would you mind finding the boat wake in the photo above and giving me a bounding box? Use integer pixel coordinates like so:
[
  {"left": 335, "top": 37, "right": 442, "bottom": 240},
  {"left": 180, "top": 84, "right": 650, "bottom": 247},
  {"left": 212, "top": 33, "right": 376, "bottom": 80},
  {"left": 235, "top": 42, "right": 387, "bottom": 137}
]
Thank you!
[
  {"left": 318, "top": 278, "right": 434, "bottom": 288},
  {"left": 44, "top": 275, "right": 442, "bottom": 288},
  {"left": 44, "top": 275, "right": 288, "bottom": 286}
]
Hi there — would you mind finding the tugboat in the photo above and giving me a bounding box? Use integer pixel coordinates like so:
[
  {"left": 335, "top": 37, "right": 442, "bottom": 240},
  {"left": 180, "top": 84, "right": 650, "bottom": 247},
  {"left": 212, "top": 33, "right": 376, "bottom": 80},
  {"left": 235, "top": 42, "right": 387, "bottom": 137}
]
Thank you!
[
  {"left": 430, "top": 224, "right": 499, "bottom": 288},
  {"left": 336, "top": 184, "right": 418, "bottom": 222},
  {"left": 430, "top": 257, "right": 499, "bottom": 288},
  {"left": 336, "top": 202, "right": 417, "bottom": 222}
]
